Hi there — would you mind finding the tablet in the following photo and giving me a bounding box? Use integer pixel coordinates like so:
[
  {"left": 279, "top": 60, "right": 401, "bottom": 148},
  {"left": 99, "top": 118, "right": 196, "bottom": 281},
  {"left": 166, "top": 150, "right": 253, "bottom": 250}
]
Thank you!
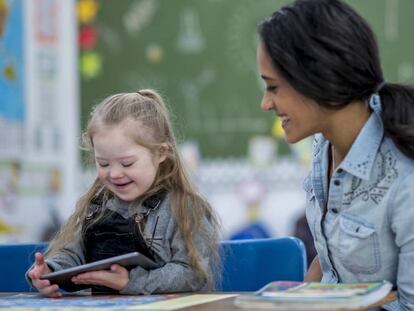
[{"left": 40, "top": 252, "right": 159, "bottom": 290}]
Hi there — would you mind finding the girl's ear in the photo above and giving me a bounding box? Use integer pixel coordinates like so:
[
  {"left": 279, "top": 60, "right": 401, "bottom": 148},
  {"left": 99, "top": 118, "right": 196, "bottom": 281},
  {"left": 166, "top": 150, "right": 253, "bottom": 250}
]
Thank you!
[{"left": 158, "top": 143, "right": 170, "bottom": 163}]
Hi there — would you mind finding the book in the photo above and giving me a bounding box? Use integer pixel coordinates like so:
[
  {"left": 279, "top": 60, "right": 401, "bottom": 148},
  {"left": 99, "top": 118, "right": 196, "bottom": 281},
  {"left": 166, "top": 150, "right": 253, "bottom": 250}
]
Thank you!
[
  {"left": 40, "top": 251, "right": 160, "bottom": 291},
  {"left": 234, "top": 280, "right": 393, "bottom": 310}
]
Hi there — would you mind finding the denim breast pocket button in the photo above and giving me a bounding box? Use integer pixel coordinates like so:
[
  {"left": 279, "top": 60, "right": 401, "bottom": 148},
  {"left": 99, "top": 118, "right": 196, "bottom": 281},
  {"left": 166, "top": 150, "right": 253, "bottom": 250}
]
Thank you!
[{"left": 338, "top": 216, "right": 380, "bottom": 274}]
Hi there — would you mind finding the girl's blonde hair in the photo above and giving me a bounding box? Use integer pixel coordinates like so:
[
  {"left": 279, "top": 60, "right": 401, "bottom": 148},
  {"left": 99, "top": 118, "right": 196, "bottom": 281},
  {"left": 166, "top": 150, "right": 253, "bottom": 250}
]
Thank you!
[{"left": 46, "top": 90, "right": 221, "bottom": 288}]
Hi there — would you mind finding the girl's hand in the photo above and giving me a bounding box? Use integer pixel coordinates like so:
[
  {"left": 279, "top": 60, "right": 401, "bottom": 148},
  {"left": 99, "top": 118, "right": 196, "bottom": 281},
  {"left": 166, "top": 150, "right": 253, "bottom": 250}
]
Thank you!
[
  {"left": 71, "top": 264, "right": 129, "bottom": 291},
  {"left": 28, "top": 252, "right": 62, "bottom": 298}
]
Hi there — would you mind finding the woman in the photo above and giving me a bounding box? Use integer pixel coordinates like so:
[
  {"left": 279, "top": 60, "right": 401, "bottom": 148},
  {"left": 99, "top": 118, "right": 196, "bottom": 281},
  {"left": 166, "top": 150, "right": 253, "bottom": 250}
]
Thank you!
[{"left": 257, "top": 0, "right": 414, "bottom": 310}]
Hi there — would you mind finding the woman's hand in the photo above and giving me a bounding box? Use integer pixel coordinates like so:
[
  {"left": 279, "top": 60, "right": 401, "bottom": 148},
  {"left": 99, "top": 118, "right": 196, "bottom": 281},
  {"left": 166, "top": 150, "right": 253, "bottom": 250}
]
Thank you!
[
  {"left": 28, "top": 252, "right": 62, "bottom": 298},
  {"left": 71, "top": 264, "right": 129, "bottom": 291},
  {"left": 304, "top": 255, "right": 322, "bottom": 282}
]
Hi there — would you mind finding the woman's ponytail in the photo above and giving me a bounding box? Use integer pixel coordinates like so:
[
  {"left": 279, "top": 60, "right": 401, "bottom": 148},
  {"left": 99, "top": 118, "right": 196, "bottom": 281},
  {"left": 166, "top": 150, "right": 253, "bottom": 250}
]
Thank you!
[{"left": 379, "top": 83, "right": 414, "bottom": 159}]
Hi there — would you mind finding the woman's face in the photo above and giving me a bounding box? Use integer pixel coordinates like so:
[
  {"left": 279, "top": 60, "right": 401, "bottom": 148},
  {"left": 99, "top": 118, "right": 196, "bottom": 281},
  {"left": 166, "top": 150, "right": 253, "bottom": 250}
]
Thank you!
[{"left": 257, "top": 43, "right": 327, "bottom": 143}]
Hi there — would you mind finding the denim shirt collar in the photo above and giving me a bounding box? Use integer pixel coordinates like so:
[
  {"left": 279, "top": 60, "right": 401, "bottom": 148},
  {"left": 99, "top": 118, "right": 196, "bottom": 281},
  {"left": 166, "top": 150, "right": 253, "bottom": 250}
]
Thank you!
[{"left": 340, "top": 95, "right": 384, "bottom": 180}]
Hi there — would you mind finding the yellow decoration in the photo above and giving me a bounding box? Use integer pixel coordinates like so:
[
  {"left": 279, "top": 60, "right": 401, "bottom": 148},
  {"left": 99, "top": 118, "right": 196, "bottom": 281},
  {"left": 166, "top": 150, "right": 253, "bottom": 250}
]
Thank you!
[
  {"left": 272, "top": 117, "right": 285, "bottom": 139},
  {"left": 0, "top": 220, "right": 14, "bottom": 234},
  {"left": 80, "top": 51, "right": 102, "bottom": 79},
  {"left": 49, "top": 168, "right": 61, "bottom": 193},
  {"left": 78, "top": 0, "right": 99, "bottom": 24},
  {"left": 146, "top": 44, "right": 163, "bottom": 64},
  {"left": 246, "top": 204, "right": 260, "bottom": 223},
  {"left": 0, "top": 0, "right": 8, "bottom": 37},
  {"left": 3, "top": 63, "right": 16, "bottom": 81}
]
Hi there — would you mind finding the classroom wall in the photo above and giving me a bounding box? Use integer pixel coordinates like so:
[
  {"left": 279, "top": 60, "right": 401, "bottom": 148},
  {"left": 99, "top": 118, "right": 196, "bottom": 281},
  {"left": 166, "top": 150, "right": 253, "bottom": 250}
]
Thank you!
[{"left": 1, "top": 0, "right": 414, "bottom": 243}]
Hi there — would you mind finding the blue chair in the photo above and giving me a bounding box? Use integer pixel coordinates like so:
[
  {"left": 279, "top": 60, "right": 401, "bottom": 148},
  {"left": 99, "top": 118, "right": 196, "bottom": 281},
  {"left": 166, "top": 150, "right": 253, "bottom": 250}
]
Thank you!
[
  {"left": 0, "top": 243, "right": 48, "bottom": 292},
  {"left": 219, "top": 237, "right": 307, "bottom": 292}
]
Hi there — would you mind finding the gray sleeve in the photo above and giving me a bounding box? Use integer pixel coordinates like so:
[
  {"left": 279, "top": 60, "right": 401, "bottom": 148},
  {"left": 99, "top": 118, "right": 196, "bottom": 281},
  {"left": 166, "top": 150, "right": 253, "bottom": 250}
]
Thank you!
[
  {"left": 120, "top": 217, "right": 214, "bottom": 295},
  {"left": 45, "top": 234, "right": 86, "bottom": 272},
  {"left": 25, "top": 229, "right": 85, "bottom": 286}
]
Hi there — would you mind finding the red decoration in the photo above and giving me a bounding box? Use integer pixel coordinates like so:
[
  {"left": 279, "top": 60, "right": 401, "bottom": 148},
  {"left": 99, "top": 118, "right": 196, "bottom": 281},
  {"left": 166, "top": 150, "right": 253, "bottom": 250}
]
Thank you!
[{"left": 79, "top": 25, "right": 98, "bottom": 50}]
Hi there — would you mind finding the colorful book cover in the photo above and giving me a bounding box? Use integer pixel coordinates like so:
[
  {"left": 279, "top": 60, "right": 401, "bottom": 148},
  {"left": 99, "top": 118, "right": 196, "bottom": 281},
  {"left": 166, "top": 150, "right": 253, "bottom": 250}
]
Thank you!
[
  {"left": 234, "top": 280, "right": 393, "bottom": 310},
  {"left": 261, "top": 281, "right": 388, "bottom": 299}
]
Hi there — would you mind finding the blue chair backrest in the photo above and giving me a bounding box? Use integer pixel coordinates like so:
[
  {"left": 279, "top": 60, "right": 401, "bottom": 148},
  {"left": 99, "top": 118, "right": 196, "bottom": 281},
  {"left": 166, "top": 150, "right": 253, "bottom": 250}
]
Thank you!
[
  {"left": 219, "top": 237, "right": 307, "bottom": 292},
  {"left": 0, "top": 243, "right": 48, "bottom": 292}
]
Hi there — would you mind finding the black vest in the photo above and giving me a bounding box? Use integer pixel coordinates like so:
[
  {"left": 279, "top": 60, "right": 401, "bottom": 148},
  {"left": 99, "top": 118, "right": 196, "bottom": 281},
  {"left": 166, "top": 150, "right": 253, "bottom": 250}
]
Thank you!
[{"left": 64, "top": 193, "right": 165, "bottom": 293}]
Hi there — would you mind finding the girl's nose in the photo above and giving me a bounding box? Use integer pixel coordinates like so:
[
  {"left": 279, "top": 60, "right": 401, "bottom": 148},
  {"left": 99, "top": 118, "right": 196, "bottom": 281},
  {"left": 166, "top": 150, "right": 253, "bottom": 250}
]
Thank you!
[{"left": 109, "top": 166, "right": 123, "bottom": 178}]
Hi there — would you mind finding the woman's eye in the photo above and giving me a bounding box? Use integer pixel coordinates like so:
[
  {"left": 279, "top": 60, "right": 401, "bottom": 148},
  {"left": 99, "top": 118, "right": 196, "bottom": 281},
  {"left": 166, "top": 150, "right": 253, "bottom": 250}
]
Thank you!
[
  {"left": 266, "top": 86, "right": 278, "bottom": 92},
  {"left": 98, "top": 163, "right": 109, "bottom": 168},
  {"left": 122, "top": 163, "right": 133, "bottom": 168}
]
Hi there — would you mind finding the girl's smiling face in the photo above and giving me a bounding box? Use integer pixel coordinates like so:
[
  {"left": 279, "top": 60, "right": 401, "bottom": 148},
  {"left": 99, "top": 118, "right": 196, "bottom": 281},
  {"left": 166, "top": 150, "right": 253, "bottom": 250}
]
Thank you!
[{"left": 93, "top": 123, "right": 166, "bottom": 202}]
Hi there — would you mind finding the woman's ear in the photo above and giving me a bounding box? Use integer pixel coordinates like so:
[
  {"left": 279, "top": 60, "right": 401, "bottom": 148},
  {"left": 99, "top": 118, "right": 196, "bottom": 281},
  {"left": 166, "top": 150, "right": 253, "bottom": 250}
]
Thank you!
[{"left": 158, "top": 143, "right": 170, "bottom": 163}]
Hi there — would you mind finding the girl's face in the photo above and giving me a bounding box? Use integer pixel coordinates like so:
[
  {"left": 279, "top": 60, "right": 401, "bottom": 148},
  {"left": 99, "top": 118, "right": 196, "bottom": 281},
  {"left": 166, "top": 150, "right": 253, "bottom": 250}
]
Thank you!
[
  {"left": 257, "top": 43, "right": 327, "bottom": 143},
  {"left": 93, "top": 124, "right": 166, "bottom": 202}
]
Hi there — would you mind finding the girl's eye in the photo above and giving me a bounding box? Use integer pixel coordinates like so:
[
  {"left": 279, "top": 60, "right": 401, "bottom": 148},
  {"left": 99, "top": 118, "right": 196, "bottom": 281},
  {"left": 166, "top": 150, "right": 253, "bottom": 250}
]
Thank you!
[
  {"left": 122, "top": 163, "right": 133, "bottom": 168},
  {"left": 97, "top": 162, "right": 109, "bottom": 168},
  {"left": 266, "top": 85, "right": 278, "bottom": 92}
]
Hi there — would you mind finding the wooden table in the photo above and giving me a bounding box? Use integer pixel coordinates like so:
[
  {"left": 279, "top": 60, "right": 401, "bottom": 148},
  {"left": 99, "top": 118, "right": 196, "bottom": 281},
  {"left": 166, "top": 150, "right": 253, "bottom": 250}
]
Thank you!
[{"left": 180, "top": 291, "right": 397, "bottom": 311}]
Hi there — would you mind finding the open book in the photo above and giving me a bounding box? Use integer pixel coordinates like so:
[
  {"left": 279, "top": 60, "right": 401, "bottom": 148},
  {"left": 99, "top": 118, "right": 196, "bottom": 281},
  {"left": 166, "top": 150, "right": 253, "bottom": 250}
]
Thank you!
[{"left": 234, "top": 280, "right": 393, "bottom": 310}]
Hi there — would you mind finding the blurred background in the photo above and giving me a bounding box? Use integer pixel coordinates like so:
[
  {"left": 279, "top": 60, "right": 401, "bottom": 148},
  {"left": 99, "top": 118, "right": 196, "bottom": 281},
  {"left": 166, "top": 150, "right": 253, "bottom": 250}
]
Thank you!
[{"left": 1, "top": 0, "right": 413, "bottom": 264}]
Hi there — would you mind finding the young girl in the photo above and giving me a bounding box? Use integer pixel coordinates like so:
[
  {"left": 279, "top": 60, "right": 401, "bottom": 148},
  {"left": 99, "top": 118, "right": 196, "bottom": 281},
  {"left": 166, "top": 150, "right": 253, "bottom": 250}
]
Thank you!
[
  {"left": 257, "top": 0, "right": 414, "bottom": 310},
  {"left": 28, "top": 90, "right": 221, "bottom": 297}
]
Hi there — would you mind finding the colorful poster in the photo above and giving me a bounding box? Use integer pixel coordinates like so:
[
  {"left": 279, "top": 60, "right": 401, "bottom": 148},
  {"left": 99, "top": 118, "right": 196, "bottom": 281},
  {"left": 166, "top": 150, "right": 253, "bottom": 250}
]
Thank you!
[{"left": 0, "top": 0, "right": 24, "bottom": 156}]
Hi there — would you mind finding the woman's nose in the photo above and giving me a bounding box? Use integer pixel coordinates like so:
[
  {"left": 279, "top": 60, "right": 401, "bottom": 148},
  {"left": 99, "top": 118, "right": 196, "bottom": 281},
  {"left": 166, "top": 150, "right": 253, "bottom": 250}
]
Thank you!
[{"left": 261, "top": 96, "right": 275, "bottom": 111}]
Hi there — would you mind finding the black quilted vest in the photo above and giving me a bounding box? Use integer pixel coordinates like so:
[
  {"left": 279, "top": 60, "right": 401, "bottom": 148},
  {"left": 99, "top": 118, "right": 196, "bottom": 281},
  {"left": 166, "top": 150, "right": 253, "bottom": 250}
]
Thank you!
[{"left": 65, "top": 193, "right": 164, "bottom": 293}]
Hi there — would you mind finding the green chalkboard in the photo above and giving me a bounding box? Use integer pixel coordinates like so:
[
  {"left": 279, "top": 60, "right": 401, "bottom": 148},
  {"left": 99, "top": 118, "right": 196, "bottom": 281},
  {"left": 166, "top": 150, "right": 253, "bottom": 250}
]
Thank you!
[{"left": 80, "top": 0, "right": 414, "bottom": 158}]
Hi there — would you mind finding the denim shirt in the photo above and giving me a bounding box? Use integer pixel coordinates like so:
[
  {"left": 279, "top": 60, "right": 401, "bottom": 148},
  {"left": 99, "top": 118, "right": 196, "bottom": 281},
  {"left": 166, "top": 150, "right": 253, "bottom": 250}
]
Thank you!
[{"left": 304, "top": 95, "right": 414, "bottom": 311}]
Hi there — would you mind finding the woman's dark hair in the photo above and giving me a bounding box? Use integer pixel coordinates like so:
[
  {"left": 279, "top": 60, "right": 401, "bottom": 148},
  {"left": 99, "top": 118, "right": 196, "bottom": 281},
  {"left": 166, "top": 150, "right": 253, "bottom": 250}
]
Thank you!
[{"left": 258, "top": 0, "right": 414, "bottom": 159}]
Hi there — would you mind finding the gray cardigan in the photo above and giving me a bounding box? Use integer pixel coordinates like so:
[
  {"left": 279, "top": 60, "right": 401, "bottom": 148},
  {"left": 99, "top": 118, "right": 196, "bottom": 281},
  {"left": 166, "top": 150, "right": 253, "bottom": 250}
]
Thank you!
[{"left": 28, "top": 194, "right": 216, "bottom": 294}]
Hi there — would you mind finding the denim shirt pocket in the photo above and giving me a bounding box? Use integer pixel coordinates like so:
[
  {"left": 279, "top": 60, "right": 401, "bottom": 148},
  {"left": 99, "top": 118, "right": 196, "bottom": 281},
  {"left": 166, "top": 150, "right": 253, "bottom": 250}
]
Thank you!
[{"left": 338, "top": 215, "right": 380, "bottom": 274}]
